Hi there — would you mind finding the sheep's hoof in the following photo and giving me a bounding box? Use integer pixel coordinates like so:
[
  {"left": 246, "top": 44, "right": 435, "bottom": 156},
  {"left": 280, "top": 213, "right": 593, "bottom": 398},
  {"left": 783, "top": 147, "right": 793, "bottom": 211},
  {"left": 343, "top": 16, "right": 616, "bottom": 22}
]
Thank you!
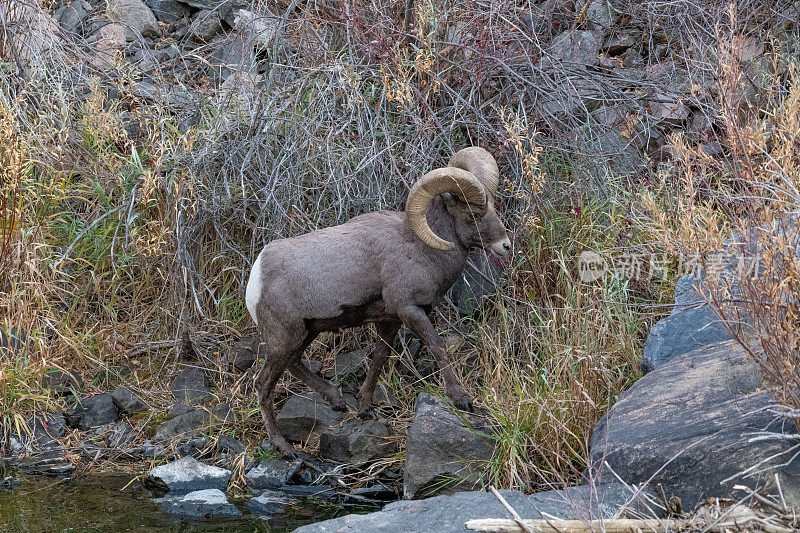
[{"left": 357, "top": 409, "right": 377, "bottom": 420}]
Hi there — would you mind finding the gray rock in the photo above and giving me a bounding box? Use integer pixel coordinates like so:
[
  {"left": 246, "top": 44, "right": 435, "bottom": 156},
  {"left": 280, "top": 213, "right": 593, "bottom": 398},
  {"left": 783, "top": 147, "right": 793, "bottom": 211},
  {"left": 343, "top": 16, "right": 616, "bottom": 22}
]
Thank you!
[
  {"left": 86, "top": 421, "right": 140, "bottom": 449},
  {"left": 645, "top": 61, "right": 691, "bottom": 95},
  {"left": 189, "top": 10, "right": 223, "bottom": 42},
  {"left": 247, "top": 490, "right": 291, "bottom": 516},
  {"left": 295, "top": 484, "right": 649, "bottom": 533},
  {"left": 55, "top": 0, "right": 91, "bottom": 33},
  {"left": 157, "top": 488, "right": 241, "bottom": 519},
  {"left": 154, "top": 403, "right": 233, "bottom": 442},
  {"left": 319, "top": 419, "right": 396, "bottom": 464},
  {"left": 585, "top": 0, "right": 617, "bottom": 30},
  {"left": 449, "top": 250, "right": 503, "bottom": 316},
  {"left": 591, "top": 340, "right": 800, "bottom": 509},
  {"left": 15, "top": 449, "right": 75, "bottom": 476},
  {"left": 111, "top": 386, "right": 147, "bottom": 414},
  {"left": 171, "top": 367, "right": 213, "bottom": 405},
  {"left": 229, "top": 336, "right": 260, "bottom": 372},
  {"left": 14, "top": 413, "right": 66, "bottom": 450},
  {"left": 641, "top": 273, "right": 731, "bottom": 373},
  {"left": 246, "top": 458, "right": 302, "bottom": 490},
  {"left": 621, "top": 48, "right": 644, "bottom": 68},
  {"left": 144, "top": 0, "right": 190, "bottom": 23},
  {"left": 234, "top": 9, "right": 281, "bottom": 53},
  {"left": 106, "top": 0, "right": 161, "bottom": 41},
  {"left": 40, "top": 369, "right": 83, "bottom": 396},
  {"left": 575, "top": 128, "right": 646, "bottom": 181},
  {"left": 215, "top": 434, "right": 246, "bottom": 455},
  {"left": 276, "top": 393, "right": 346, "bottom": 443},
  {"left": 176, "top": 436, "right": 210, "bottom": 458},
  {"left": 604, "top": 30, "right": 638, "bottom": 55},
  {"left": 404, "top": 393, "right": 495, "bottom": 499},
  {"left": 324, "top": 349, "right": 367, "bottom": 381},
  {"left": 65, "top": 393, "right": 119, "bottom": 430},
  {"left": 649, "top": 92, "right": 689, "bottom": 126},
  {"left": 131, "top": 81, "right": 196, "bottom": 110},
  {"left": 1, "top": 476, "right": 21, "bottom": 490},
  {"left": 545, "top": 30, "right": 600, "bottom": 67},
  {"left": 149, "top": 456, "right": 232, "bottom": 494},
  {"left": 219, "top": 0, "right": 248, "bottom": 27},
  {"left": 209, "top": 34, "right": 257, "bottom": 81}
]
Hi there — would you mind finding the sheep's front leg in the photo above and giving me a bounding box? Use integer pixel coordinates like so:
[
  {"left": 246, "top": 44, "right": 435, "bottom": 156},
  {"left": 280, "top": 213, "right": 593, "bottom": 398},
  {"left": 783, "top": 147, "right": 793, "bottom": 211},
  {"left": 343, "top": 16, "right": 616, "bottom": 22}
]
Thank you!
[
  {"left": 358, "top": 320, "right": 400, "bottom": 418},
  {"left": 397, "top": 306, "right": 473, "bottom": 412}
]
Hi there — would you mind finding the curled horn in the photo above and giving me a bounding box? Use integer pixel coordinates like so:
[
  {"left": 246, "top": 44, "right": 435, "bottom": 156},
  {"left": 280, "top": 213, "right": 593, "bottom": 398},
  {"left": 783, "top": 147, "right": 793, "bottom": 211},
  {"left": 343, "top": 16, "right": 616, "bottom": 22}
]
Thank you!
[
  {"left": 448, "top": 147, "right": 499, "bottom": 196},
  {"left": 405, "top": 167, "right": 485, "bottom": 251}
]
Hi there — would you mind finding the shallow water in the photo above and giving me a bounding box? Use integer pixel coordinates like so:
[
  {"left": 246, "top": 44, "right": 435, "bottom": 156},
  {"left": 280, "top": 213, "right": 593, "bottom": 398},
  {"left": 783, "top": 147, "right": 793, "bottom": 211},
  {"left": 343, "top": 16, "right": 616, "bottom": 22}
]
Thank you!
[{"left": 0, "top": 472, "right": 347, "bottom": 532}]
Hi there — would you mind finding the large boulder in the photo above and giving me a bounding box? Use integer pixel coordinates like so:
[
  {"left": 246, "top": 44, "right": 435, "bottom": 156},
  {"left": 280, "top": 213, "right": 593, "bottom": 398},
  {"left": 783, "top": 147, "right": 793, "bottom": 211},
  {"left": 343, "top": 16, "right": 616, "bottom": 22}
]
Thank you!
[
  {"left": 106, "top": 0, "right": 162, "bottom": 41},
  {"left": 148, "top": 456, "right": 232, "bottom": 495},
  {"left": 294, "top": 484, "right": 647, "bottom": 533},
  {"left": 641, "top": 273, "right": 731, "bottom": 373},
  {"left": 590, "top": 339, "right": 800, "bottom": 509},
  {"left": 404, "top": 393, "right": 495, "bottom": 499}
]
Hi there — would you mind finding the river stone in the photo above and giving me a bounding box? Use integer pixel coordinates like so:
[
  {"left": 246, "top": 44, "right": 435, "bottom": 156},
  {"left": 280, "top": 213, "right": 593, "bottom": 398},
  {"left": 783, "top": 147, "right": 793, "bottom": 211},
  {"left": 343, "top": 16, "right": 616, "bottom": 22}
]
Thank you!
[
  {"left": 246, "top": 458, "right": 302, "bottom": 490},
  {"left": 641, "top": 273, "right": 731, "bottom": 373},
  {"left": 171, "top": 367, "right": 213, "bottom": 405},
  {"left": 106, "top": 0, "right": 161, "bottom": 41},
  {"left": 148, "top": 456, "right": 232, "bottom": 495},
  {"left": 154, "top": 403, "right": 233, "bottom": 442},
  {"left": 276, "top": 393, "right": 346, "bottom": 443},
  {"left": 157, "top": 488, "right": 241, "bottom": 519},
  {"left": 295, "top": 484, "right": 647, "bottom": 532},
  {"left": 111, "top": 386, "right": 147, "bottom": 414},
  {"left": 319, "top": 419, "right": 396, "bottom": 464},
  {"left": 247, "top": 490, "right": 292, "bottom": 516},
  {"left": 65, "top": 393, "right": 119, "bottom": 430},
  {"left": 403, "top": 393, "right": 495, "bottom": 499},
  {"left": 590, "top": 339, "right": 800, "bottom": 509}
]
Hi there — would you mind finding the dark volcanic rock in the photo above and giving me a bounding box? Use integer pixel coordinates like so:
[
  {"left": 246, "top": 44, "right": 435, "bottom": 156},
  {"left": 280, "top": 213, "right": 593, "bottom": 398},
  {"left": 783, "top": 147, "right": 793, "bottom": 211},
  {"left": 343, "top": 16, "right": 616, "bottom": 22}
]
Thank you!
[
  {"left": 276, "top": 393, "right": 346, "bottom": 443},
  {"left": 111, "top": 386, "right": 147, "bottom": 414},
  {"left": 157, "top": 488, "right": 241, "bottom": 519},
  {"left": 148, "top": 456, "right": 232, "bottom": 495},
  {"left": 641, "top": 273, "right": 731, "bottom": 373},
  {"left": 15, "top": 449, "right": 75, "bottom": 476},
  {"left": 319, "top": 419, "right": 395, "bottom": 464},
  {"left": 154, "top": 403, "right": 233, "bottom": 442},
  {"left": 246, "top": 458, "right": 302, "bottom": 490},
  {"left": 295, "top": 484, "right": 647, "bottom": 533},
  {"left": 215, "top": 435, "right": 246, "bottom": 455},
  {"left": 14, "top": 413, "right": 66, "bottom": 451},
  {"left": 403, "top": 393, "right": 495, "bottom": 499},
  {"left": 323, "top": 349, "right": 367, "bottom": 381},
  {"left": 171, "top": 367, "right": 213, "bottom": 405},
  {"left": 229, "top": 336, "right": 261, "bottom": 372},
  {"left": 65, "top": 393, "right": 119, "bottom": 430},
  {"left": 590, "top": 339, "right": 800, "bottom": 508},
  {"left": 41, "top": 369, "right": 83, "bottom": 396}
]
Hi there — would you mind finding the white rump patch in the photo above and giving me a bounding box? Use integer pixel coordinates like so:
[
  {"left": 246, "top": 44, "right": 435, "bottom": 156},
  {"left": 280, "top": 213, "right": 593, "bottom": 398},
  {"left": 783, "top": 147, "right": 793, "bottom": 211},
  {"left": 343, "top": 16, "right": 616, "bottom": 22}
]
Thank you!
[{"left": 245, "top": 251, "right": 264, "bottom": 326}]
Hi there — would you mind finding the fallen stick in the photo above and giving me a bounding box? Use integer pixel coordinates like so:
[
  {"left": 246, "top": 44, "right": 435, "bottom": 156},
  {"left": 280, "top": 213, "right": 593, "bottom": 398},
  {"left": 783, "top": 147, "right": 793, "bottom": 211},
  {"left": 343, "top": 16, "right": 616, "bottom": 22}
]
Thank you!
[{"left": 464, "top": 518, "right": 682, "bottom": 532}]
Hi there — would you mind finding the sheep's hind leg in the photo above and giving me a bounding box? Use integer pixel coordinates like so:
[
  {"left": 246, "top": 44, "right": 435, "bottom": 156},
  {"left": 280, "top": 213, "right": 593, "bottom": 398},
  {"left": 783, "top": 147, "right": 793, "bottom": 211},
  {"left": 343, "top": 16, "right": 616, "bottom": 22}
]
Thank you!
[
  {"left": 255, "top": 357, "right": 294, "bottom": 456},
  {"left": 397, "top": 306, "right": 473, "bottom": 412},
  {"left": 287, "top": 361, "right": 347, "bottom": 412},
  {"left": 358, "top": 320, "right": 400, "bottom": 418}
]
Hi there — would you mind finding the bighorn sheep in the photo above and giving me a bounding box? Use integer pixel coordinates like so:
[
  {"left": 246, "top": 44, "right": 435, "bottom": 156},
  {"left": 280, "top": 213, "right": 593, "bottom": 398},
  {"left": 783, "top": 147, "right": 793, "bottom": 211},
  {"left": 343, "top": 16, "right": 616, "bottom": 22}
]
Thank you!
[{"left": 245, "top": 147, "right": 511, "bottom": 454}]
